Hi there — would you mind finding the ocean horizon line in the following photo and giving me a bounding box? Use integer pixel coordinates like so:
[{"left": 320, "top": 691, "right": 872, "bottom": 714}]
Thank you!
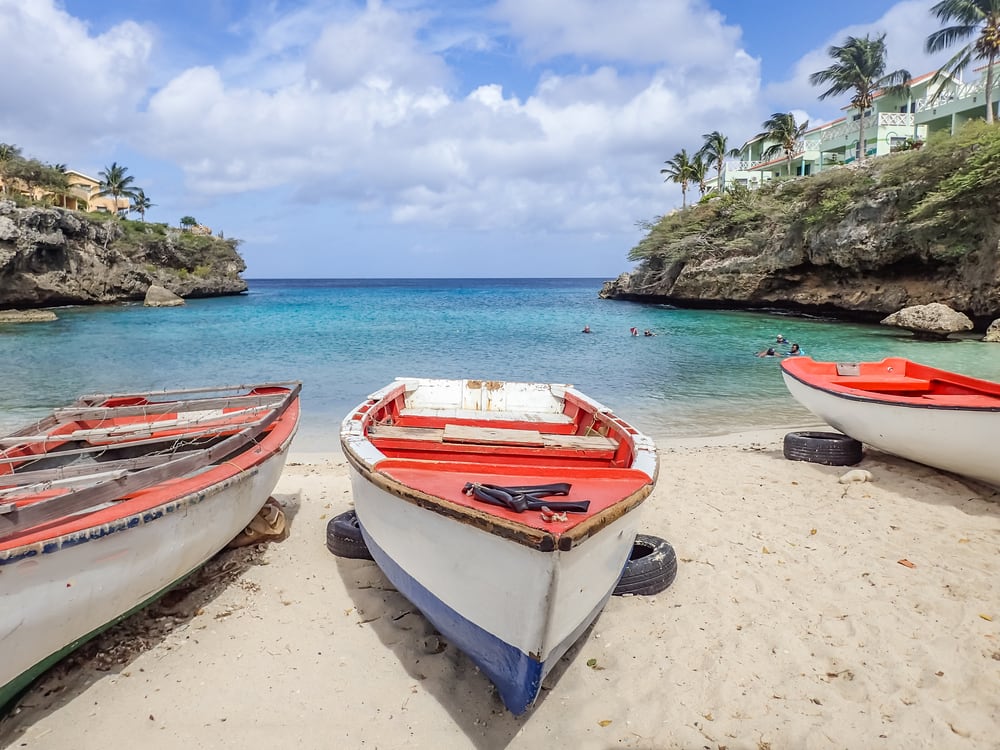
[{"left": 243, "top": 276, "right": 613, "bottom": 282}]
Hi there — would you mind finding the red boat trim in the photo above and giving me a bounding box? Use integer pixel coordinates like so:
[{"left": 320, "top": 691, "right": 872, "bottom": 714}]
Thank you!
[
  {"left": 340, "top": 380, "right": 656, "bottom": 551},
  {"left": 0, "top": 390, "right": 300, "bottom": 557},
  {"left": 781, "top": 357, "right": 1000, "bottom": 411}
]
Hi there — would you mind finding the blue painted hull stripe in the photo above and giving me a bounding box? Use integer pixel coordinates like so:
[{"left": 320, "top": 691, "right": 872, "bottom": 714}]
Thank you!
[{"left": 362, "top": 528, "right": 543, "bottom": 714}]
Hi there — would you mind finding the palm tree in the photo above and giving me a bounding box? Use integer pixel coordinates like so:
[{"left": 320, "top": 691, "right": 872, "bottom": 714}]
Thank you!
[
  {"left": 131, "top": 189, "right": 154, "bottom": 222},
  {"left": 660, "top": 149, "right": 695, "bottom": 208},
  {"left": 0, "top": 143, "right": 23, "bottom": 194},
  {"left": 810, "top": 34, "right": 910, "bottom": 162},
  {"left": 697, "top": 131, "right": 741, "bottom": 192},
  {"left": 756, "top": 113, "right": 810, "bottom": 177},
  {"left": 690, "top": 154, "right": 709, "bottom": 197},
  {"left": 96, "top": 162, "right": 138, "bottom": 217},
  {"left": 925, "top": 0, "right": 1000, "bottom": 123}
]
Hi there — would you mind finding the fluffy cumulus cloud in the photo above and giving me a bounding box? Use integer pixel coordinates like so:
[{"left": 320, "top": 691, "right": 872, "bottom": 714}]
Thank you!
[
  {"left": 138, "top": 0, "right": 759, "bottom": 230},
  {"left": 0, "top": 0, "right": 152, "bottom": 160},
  {"left": 764, "top": 0, "right": 952, "bottom": 123},
  {"left": 1, "top": 0, "right": 760, "bottom": 231},
  {"left": 492, "top": 0, "right": 741, "bottom": 67}
]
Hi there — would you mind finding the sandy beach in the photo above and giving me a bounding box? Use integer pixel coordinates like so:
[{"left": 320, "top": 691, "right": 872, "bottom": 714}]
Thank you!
[{"left": 2, "top": 427, "right": 998, "bottom": 750}]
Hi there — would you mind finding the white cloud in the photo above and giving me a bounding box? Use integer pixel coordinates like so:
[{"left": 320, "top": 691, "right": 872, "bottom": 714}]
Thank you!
[
  {"left": 0, "top": 0, "right": 153, "bottom": 160},
  {"left": 1, "top": 0, "right": 761, "bottom": 233},
  {"left": 492, "top": 0, "right": 741, "bottom": 67},
  {"left": 137, "top": 0, "right": 760, "bottom": 230},
  {"left": 764, "top": 0, "right": 953, "bottom": 123},
  {"left": 306, "top": 2, "right": 452, "bottom": 91}
]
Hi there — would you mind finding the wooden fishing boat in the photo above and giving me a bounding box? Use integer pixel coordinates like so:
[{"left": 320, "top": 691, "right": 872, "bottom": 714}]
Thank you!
[
  {"left": 0, "top": 382, "right": 301, "bottom": 710},
  {"left": 339, "top": 378, "right": 658, "bottom": 714},
  {"left": 781, "top": 356, "right": 1000, "bottom": 485}
]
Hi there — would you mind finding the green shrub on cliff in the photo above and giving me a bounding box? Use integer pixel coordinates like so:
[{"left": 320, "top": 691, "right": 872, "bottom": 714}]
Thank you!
[
  {"left": 908, "top": 121, "right": 1000, "bottom": 231},
  {"left": 631, "top": 121, "right": 1000, "bottom": 266}
]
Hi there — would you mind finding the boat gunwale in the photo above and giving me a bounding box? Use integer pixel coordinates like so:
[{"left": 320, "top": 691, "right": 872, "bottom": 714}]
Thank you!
[
  {"left": 0, "top": 407, "right": 298, "bottom": 564},
  {"left": 780, "top": 362, "right": 1000, "bottom": 412},
  {"left": 0, "top": 383, "right": 301, "bottom": 553},
  {"left": 340, "top": 378, "right": 657, "bottom": 551}
]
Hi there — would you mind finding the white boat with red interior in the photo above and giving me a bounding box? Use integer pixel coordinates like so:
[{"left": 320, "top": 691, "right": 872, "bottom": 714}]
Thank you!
[
  {"left": 0, "top": 382, "right": 301, "bottom": 710},
  {"left": 781, "top": 356, "right": 1000, "bottom": 486},
  {"left": 340, "top": 377, "right": 658, "bottom": 714}
]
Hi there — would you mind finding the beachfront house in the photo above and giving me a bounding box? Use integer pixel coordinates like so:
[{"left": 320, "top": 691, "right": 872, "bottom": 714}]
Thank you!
[
  {"left": 0, "top": 168, "right": 126, "bottom": 214},
  {"left": 54, "top": 170, "right": 128, "bottom": 214},
  {"left": 714, "top": 63, "right": 998, "bottom": 191}
]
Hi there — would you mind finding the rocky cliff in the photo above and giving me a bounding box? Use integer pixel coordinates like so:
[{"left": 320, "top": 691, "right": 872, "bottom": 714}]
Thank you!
[
  {"left": 0, "top": 200, "right": 247, "bottom": 309},
  {"left": 602, "top": 122, "right": 1000, "bottom": 329}
]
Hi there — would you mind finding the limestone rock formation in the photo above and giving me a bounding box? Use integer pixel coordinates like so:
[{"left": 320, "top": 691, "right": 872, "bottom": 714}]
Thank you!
[
  {"left": 0, "top": 309, "right": 57, "bottom": 323},
  {"left": 0, "top": 201, "right": 247, "bottom": 309},
  {"left": 880, "top": 303, "right": 973, "bottom": 339},
  {"left": 984, "top": 319, "right": 1000, "bottom": 342},
  {"left": 144, "top": 284, "right": 185, "bottom": 307},
  {"left": 602, "top": 131, "right": 1000, "bottom": 329}
]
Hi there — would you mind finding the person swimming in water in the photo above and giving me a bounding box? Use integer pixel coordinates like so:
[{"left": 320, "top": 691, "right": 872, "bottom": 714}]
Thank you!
[
  {"left": 582, "top": 325, "right": 592, "bottom": 333},
  {"left": 788, "top": 343, "right": 804, "bottom": 355},
  {"left": 756, "top": 347, "right": 778, "bottom": 357}
]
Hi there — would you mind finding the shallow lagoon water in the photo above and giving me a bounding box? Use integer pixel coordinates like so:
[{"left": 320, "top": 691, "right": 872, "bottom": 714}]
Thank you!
[{"left": 3, "top": 278, "right": 999, "bottom": 448}]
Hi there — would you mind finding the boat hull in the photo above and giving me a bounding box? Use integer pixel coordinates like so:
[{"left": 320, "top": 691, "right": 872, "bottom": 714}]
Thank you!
[
  {"left": 782, "top": 371, "right": 1000, "bottom": 486},
  {"left": 0, "top": 425, "right": 295, "bottom": 709},
  {"left": 347, "top": 464, "right": 640, "bottom": 714}
]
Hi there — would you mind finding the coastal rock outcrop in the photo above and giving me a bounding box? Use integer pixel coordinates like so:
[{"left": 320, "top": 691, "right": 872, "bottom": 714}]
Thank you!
[
  {"left": 0, "top": 201, "right": 247, "bottom": 310},
  {"left": 144, "top": 285, "right": 185, "bottom": 307},
  {"left": 0, "top": 309, "right": 57, "bottom": 323},
  {"left": 985, "top": 319, "right": 1000, "bottom": 342},
  {"left": 880, "top": 303, "right": 973, "bottom": 340},
  {"left": 603, "top": 125, "right": 1000, "bottom": 329}
]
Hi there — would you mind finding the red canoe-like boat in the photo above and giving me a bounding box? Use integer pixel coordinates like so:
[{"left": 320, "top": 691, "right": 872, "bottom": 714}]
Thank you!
[
  {"left": 780, "top": 356, "right": 1000, "bottom": 485},
  {"left": 0, "top": 382, "right": 301, "bottom": 711},
  {"left": 340, "top": 377, "right": 658, "bottom": 714}
]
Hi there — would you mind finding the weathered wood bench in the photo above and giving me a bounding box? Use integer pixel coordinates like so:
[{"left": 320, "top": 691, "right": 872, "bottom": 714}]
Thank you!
[
  {"left": 835, "top": 377, "right": 931, "bottom": 392},
  {"left": 369, "top": 424, "right": 618, "bottom": 454}
]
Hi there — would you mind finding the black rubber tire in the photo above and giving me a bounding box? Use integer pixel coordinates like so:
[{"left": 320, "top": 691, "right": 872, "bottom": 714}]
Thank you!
[
  {"left": 613, "top": 534, "right": 677, "bottom": 596},
  {"left": 326, "top": 510, "right": 373, "bottom": 560},
  {"left": 783, "top": 431, "right": 863, "bottom": 466}
]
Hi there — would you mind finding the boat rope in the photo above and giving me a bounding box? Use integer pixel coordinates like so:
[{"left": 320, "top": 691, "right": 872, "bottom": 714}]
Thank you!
[
  {"left": 462, "top": 482, "right": 590, "bottom": 514},
  {"left": 223, "top": 460, "right": 248, "bottom": 475}
]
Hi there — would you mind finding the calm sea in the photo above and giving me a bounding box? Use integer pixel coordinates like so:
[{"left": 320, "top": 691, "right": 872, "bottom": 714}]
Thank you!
[{"left": 3, "top": 278, "right": 1000, "bottom": 449}]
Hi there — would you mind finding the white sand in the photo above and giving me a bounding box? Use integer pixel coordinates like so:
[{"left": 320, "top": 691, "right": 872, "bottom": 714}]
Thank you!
[{"left": 2, "top": 429, "right": 999, "bottom": 750}]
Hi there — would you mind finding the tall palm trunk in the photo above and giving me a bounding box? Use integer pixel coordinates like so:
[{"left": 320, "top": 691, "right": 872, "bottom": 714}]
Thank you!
[
  {"left": 987, "top": 52, "right": 996, "bottom": 124},
  {"left": 858, "top": 113, "right": 867, "bottom": 162}
]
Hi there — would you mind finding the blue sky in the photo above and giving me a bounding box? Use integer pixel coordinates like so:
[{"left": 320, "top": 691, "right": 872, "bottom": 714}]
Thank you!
[{"left": 1, "top": 0, "right": 956, "bottom": 278}]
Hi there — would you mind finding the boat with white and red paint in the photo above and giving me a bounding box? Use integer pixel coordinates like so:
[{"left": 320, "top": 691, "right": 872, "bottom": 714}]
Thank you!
[
  {"left": 781, "top": 356, "right": 1000, "bottom": 486},
  {"left": 339, "top": 377, "right": 658, "bottom": 714},
  {"left": 0, "top": 381, "right": 301, "bottom": 710}
]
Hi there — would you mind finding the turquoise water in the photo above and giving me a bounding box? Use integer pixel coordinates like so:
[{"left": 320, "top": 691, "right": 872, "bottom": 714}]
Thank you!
[{"left": 3, "top": 278, "right": 1000, "bottom": 448}]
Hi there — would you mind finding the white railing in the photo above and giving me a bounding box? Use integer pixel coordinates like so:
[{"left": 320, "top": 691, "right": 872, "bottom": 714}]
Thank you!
[
  {"left": 733, "top": 112, "right": 916, "bottom": 170},
  {"left": 812, "top": 112, "right": 913, "bottom": 146},
  {"left": 877, "top": 112, "right": 913, "bottom": 127},
  {"left": 914, "top": 78, "right": 997, "bottom": 112}
]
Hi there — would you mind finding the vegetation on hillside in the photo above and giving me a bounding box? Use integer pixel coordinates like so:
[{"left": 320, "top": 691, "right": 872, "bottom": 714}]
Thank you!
[
  {"left": 631, "top": 122, "right": 1000, "bottom": 266},
  {"left": 0, "top": 144, "right": 242, "bottom": 282},
  {"left": 112, "top": 219, "right": 243, "bottom": 275}
]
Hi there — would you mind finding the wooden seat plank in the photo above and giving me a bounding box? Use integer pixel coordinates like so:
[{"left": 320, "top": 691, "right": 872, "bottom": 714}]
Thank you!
[
  {"left": 369, "top": 424, "right": 616, "bottom": 454},
  {"left": 443, "top": 424, "right": 544, "bottom": 447},
  {"left": 369, "top": 425, "right": 444, "bottom": 442},
  {"left": 836, "top": 378, "right": 930, "bottom": 392},
  {"left": 542, "top": 433, "right": 617, "bottom": 451}
]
